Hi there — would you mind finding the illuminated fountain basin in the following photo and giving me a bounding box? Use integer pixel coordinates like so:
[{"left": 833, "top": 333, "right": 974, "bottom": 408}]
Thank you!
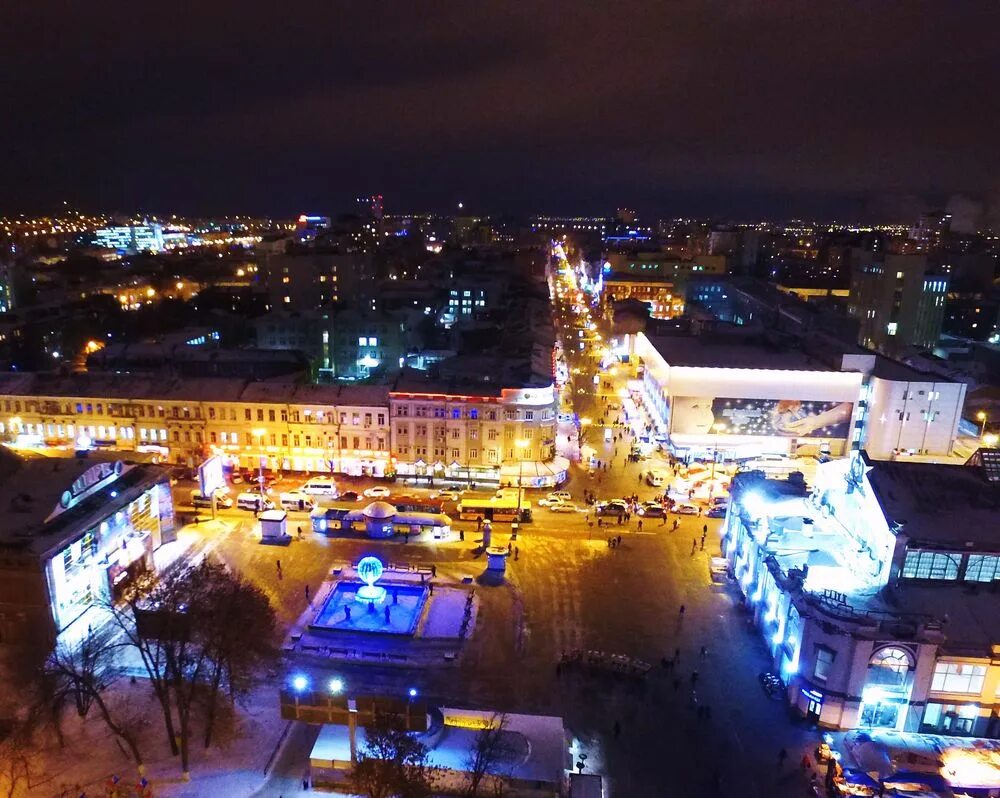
[{"left": 310, "top": 581, "right": 429, "bottom": 636}]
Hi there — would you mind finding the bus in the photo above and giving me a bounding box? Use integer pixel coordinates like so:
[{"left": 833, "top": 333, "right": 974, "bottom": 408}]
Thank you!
[
  {"left": 392, "top": 495, "right": 445, "bottom": 514},
  {"left": 457, "top": 492, "right": 532, "bottom": 523}
]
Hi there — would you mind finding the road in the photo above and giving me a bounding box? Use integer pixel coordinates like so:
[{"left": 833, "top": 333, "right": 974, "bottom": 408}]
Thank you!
[{"left": 182, "top": 247, "right": 823, "bottom": 796}]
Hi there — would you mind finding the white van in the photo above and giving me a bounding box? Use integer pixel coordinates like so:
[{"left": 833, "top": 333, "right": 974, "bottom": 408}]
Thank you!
[
  {"left": 645, "top": 473, "right": 664, "bottom": 487},
  {"left": 279, "top": 491, "right": 315, "bottom": 511},
  {"left": 236, "top": 492, "right": 274, "bottom": 512},
  {"left": 190, "top": 489, "right": 233, "bottom": 509},
  {"left": 301, "top": 477, "right": 338, "bottom": 497}
]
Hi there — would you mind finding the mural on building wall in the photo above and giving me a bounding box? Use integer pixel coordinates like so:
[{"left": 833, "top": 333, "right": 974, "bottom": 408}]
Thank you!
[{"left": 672, "top": 396, "right": 854, "bottom": 438}]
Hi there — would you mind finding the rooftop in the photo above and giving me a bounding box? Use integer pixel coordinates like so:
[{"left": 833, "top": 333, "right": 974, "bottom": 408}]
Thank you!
[
  {"left": 863, "top": 452, "right": 1000, "bottom": 548},
  {"left": 646, "top": 333, "right": 836, "bottom": 372},
  {"left": 0, "top": 450, "right": 169, "bottom": 557}
]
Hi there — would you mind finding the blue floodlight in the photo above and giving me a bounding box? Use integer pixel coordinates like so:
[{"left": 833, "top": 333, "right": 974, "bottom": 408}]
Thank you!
[
  {"left": 329, "top": 678, "right": 344, "bottom": 694},
  {"left": 408, "top": 688, "right": 418, "bottom": 698},
  {"left": 291, "top": 674, "right": 309, "bottom": 693}
]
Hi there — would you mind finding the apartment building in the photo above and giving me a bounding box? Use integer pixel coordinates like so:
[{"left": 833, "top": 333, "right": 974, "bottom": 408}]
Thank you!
[{"left": 0, "top": 371, "right": 568, "bottom": 485}]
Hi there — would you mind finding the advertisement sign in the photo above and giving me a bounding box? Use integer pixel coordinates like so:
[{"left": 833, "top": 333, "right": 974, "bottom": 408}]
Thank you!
[
  {"left": 198, "top": 456, "right": 225, "bottom": 496},
  {"left": 671, "top": 397, "right": 853, "bottom": 439}
]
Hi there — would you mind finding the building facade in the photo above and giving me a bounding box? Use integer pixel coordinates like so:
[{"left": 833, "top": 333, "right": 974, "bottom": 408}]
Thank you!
[
  {"left": 0, "top": 372, "right": 567, "bottom": 486},
  {"left": 0, "top": 452, "right": 175, "bottom": 644},
  {"left": 723, "top": 451, "right": 1000, "bottom": 737}
]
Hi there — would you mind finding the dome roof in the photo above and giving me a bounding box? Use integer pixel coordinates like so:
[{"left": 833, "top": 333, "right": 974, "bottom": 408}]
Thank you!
[{"left": 362, "top": 500, "right": 397, "bottom": 519}]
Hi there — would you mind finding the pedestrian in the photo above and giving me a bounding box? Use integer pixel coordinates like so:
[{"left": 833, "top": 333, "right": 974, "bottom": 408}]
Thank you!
[
  {"left": 507, "top": 541, "right": 513, "bottom": 554},
  {"left": 431, "top": 564, "right": 437, "bottom": 577},
  {"left": 613, "top": 720, "right": 621, "bottom": 739},
  {"left": 778, "top": 748, "right": 788, "bottom": 768},
  {"left": 801, "top": 753, "right": 811, "bottom": 771},
  {"left": 297, "top": 524, "right": 303, "bottom": 540},
  {"left": 679, "top": 604, "right": 686, "bottom": 616},
  {"left": 276, "top": 558, "right": 282, "bottom": 572},
  {"left": 637, "top": 519, "right": 643, "bottom": 532},
  {"left": 460, "top": 529, "right": 465, "bottom": 541},
  {"left": 477, "top": 516, "right": 483, "bottom": 531},
  {"left": 674, "top": 645, "right": 681, "bottom": 661},
  {"left": 607, "top": 537, "right": 612, "bottom": 547},
  {"left": 703, "top": 523, "right": 708, "bottom": 536},
  {"left": 305, "top": 584, "right": 311, "bottom": 603},
  {"left": 700, "top": 645, "right": 708, "bottom": 658},
  {"left": 700, "top": 538, "right": 705, "bottom": 551},
  {"left": 514, "top": 546, "right": 519, "bottom": 560},
  {"left": 690, "top": 670, "right": 699, "bottom": 686},
  {"left": 691, "top": 539, "right": 697, "bottom": 555},
  {"left": 616, "top": 534, "right": 622, "bottom": 546}
]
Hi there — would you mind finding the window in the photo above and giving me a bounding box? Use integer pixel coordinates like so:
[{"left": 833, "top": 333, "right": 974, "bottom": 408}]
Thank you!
[
  {"left": 245, "top": 409, "right": 252, "bottom": 421},
  {"left": 256, "top": 409, "right": 264, "bottom": 422},
  {"left": 814, "top": 645, "right": 835, "bottom": 682},
  {"left": 397, "top": 425, "right": 408, "bottom": 436},
  {"left": 358, "top": 337, "right": 368, "bottom": 346},
  {"left": 965, "top": 554, "right": 1000, "bottom": 583},
  {"left": 487, "top": 449, "right": 497, "bottom": 463},
  {"left": 377, "top": 413, "right": 385, "bottom": 425},
  {"left": 451, "top": 449, "right": 460, "bottom": 459},
  {"left": 469, "top": 428, "right": 478, "bottom": 439},
  {"left": 469, "top": 448, "right": 478, "bottom": 459},
  {"left": 451, "top": 408, "right": 461, "bottom": 419},
  {"left": 868, "top": 647, "right": 912, "bottom": 687},
  {"left": 397, "top": 405, "right": 408, "bottom": 417},
  {"left": 268, "top": 410, "right": 275, "bottom": 422},
  {"left": 931, "top": 662, "right": 987, "bottom": 694},
  {"left": 469, "top": 408, "right": 478, "bottom": 420},
  {"left": 524, "top": 410, "right": 534, "bottom": 421},
  {"left": 369, "top": 337, "right": 378, "bottom": 346},
  {"left": 921, "top": 703, "right": 979, "bottom": 736},
  {"left": 451, "top": 429, "right": 460, "bottom": 439},
  {"left": 902, "top": 549, "right": 960, "bottom": 581}
]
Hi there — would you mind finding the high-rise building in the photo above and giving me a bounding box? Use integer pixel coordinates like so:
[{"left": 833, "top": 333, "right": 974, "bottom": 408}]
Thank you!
[
  {"left": 94, "top": 222, "right": 164, "bottom": 254},
  {"left": 847, "top": 252, "right": 949, "bottom": 354}
]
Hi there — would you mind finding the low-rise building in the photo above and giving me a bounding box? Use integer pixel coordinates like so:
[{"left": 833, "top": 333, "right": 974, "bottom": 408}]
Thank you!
[
  {"left": 0, "top": 450, "right": 175, "bottom": 644},
  {"left": 723, "top": 449, "right": 1000, "bottom": 736}
]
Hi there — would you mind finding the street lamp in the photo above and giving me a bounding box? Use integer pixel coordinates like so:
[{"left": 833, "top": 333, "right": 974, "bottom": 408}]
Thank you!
[
  {"left": 977, "top": 411, "right": 988, "bottom": 439},
  {"left": 710, "top": 423, "right": 727, "bottom": 482},
  {"left": 252, "top": 427, "right": 267, "bottom": 500},
  {"left": 514, "top": 438, "right": 530, "bottom": 520}
]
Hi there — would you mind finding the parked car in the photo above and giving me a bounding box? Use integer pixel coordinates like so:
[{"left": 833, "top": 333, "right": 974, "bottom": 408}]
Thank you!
[
  {"left": 301, "top": 477, "right": 339, "bottom": 497},
  {"left": 673, "top": 503, "right": 700, "bottom": 515},
  {"left": 364, "top": 486, "right": 392, "bottom": 499},
  {"left": 279, "top": 491, "right": 315, "bottom": 511},
  {"left": 231, "top": 472, "right": 244, "bottom": 485},
  {"left": 596, "top": 500, "right": 629, "bottom": 516},
  {"left": 339, "top": 490, "right": 361, "bottom": 502},
  {"left": 638, "top": 502, "right": 666, "bottom": 518},
  {"left": 707, "top": 506, "right": 727, "bottom": 518},
  {"left": 236, "top": 493, "right": 275, "bottom": 512},
  {"left": 549, "top": 502, "right": 583, "bottom": 513},
  {"left": 538, "top": 496, "right": 565, "bottom": 507},
  {"left": 547, "top": 491, "right": 572, "bottom": 502},
  {"left": 432, "top": 488, "right": 463, "bottom": 502},
  {"left": 190, "top": 489, "right": 233, "bottom": 509}
]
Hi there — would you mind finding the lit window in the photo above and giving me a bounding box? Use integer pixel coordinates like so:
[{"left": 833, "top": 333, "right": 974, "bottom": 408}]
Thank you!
[
  {"left": 358, "top": 337, "right": 368, "bottom": 346},
  {"left": 931, "top": 662, "right": 987, "bottom": 694}
]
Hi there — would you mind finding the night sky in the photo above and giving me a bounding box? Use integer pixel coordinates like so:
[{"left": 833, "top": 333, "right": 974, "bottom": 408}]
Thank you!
[{"left": 3, "top": 1, "right": 999, "bottom": 221}]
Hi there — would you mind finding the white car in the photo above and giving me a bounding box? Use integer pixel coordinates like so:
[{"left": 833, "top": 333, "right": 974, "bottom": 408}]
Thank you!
[
  {"left": 537, "top": 496, "right": 565, "bottom": 508},
  {"left": 363, "top": 486, "right": 392, "bottom": 499},
  {"left": 547, "top": 491, "right": 572, "bottom": 502},
  {"left": 549, "top": 502, "right": 583, "bottom": 513},
  {"left": 433, "top": 489, "right": 464, "bottom": 501}
]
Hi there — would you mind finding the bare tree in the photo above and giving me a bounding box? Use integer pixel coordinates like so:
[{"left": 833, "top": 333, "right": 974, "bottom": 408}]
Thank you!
[
  {"left": 465, "top": 713, "right": 515, "bottom": 797},
  {"left": 41, "top": 626, "right": 146, "bottom": 774},
  {"left": 0, "top": 731, "right": 38, "bottom": 798},
  {"left": 352, "top": 711, "right": 431, "bottom": 798}
]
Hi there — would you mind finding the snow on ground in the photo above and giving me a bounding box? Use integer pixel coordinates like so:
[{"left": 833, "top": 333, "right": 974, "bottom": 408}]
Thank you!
[{"left": 29, "top": 679, "right": 286, "bottom": 798}]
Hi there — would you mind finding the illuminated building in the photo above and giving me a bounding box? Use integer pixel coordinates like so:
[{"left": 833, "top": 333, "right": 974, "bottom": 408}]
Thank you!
[
  {"left": 601, "top": 274, "right": 682, "bottom": 319},
  {"left": 722, "top": 449, "right": 1000, "bottom": 735},
  {"left": 0, "top": 450, "right": 175, "bottom": 644},
  {"left": 847, "top": 252, "right": 950, "bottom": 355},
  {"left": 631, "top": 327, "right": 966, "bottom": 461},
  {"left": 94, "top": 222, "right": 164, "bottom": 254},
  {"left": 0, "top": 369, "right": 566, "bottom": 485}
]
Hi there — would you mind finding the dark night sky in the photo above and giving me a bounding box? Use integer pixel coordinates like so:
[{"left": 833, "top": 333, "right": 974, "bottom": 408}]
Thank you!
[{"left": 3, "top": 1, "right": 1000, "bottom": 221}]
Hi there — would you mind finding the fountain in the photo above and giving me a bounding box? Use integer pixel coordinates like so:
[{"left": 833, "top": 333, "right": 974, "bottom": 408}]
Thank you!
[{"left": 355, "top": 556, "right": 387, "bottom": 605}]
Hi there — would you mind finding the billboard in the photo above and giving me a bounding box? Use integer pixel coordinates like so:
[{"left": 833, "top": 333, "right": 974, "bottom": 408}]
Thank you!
[
  {"left": 198, "top": 456, "right": 225, "bottom": 496},
  {"left": 671, "top": 397, "right": 853, "bottom": 439}
]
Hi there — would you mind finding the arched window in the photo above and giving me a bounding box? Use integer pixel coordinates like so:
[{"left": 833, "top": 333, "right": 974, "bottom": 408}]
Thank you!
[{"left": 868, "top": 647, "right": 913, "bottom": 687}]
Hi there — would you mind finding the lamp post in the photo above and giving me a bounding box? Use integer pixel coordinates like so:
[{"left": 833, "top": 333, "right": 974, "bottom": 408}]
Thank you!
[
  {"left": 977, "top": 411, "right": 988, "bottom": 439},
  {"left": 710, "top": 423, "right": 727, "bottom": 482},
  {"left": 252, "top": 427, "right": 267, "bottom": 503},
  {"left": 514, "top": 438, "right": 530, "bottom": 520}
]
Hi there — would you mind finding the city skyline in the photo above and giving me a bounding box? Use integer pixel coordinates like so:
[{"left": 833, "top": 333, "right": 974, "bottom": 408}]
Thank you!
[{"left": 3, "top": 3, "right": 1000, "bottom": 222}]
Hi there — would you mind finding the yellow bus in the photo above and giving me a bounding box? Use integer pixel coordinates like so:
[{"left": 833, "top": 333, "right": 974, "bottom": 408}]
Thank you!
[{"left": 457, "top": 492, "right": 532, "bottom": 523}]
